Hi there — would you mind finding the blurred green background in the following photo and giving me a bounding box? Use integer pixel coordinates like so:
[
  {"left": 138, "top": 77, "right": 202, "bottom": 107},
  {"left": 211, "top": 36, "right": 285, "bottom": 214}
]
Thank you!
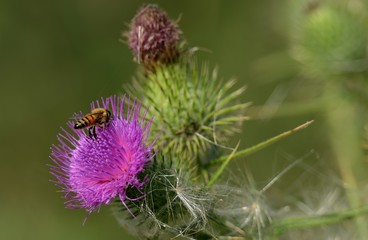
[{"left": 0, "top": 1, "right": 328, "bottom": 239}]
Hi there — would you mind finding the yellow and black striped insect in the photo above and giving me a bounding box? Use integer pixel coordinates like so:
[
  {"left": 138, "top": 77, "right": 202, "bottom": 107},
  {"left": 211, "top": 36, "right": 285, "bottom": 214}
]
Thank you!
[{"left": 74, "top": 108, "right": 112, "bottom": 140}]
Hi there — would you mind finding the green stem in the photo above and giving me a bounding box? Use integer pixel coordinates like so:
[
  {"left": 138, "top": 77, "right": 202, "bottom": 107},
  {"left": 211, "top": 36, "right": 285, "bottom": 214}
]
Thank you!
[
  {"left": 208, "top": 120, "right": 314, "bottom": 167},
  {"left": 207, "top": 142, "right": 240, "bottom": 188},
  {"left": 324, "top": 80, "right": 368, "bottom": 239},
  {"left": 269, "top": 205, "right": 368, "bottom": 238}
]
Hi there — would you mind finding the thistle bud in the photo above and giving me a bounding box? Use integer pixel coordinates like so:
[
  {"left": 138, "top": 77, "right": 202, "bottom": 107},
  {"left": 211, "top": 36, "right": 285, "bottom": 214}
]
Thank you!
[
  {"left": 126, "top": 4, "right": 182, "bottom": 71},
  {"left": 292, "top": 2, "right": 367, "bottom": 77},
  {"left": 130, "top": 63, "right": 249, "bottom": 164}
]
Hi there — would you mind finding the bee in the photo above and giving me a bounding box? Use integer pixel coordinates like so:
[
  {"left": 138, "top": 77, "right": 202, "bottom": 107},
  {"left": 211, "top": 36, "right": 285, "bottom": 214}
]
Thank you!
[{"left": 74, "top": 108, "right": 112, "bottom": 140}]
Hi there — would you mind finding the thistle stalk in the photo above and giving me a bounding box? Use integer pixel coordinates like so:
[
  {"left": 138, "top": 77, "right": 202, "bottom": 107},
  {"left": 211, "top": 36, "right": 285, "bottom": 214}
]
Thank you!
[
  {"left": 269, "top": 205, "right": 368, "bottom": 239},
  {"left": 324, "top": 80, "right": 368, "bottom": 239}
]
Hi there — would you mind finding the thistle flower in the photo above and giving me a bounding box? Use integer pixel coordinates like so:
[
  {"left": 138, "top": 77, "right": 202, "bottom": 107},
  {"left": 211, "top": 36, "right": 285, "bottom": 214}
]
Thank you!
[
  {"left": 283, "top": 185, "right": 355, "bottom": 239},
  {"left": 113, "top": 153, "right": 213, "bottom": 239},
  {"left": 130, "top": 62, "right": 249, "bottom": 163},
  {"left": 291, "top": 1, "right": 368, "bottom": 76},
  {"left": 50, "top": 96, "right": 154, "bottom": 216},
  {"left": 125, "top": 4, "right": 182, "bottom": 71},
  {"left": 213, "top": 173, "right": 273, "bottom": 239}
]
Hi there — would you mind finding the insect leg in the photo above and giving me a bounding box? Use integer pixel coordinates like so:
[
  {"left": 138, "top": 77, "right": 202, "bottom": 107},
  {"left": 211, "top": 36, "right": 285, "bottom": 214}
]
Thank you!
[
  {"left": 88, "top": 127, "right": 93, "bottom": 139},
  {"left": 92, "top": 125, "right": 97, "bottom": 140}
]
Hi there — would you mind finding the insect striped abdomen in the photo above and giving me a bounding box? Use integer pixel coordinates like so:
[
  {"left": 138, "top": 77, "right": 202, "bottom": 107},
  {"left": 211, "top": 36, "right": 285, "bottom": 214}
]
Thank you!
[{"left": 74, "top": 115, "right": 95, "bottom": 129}]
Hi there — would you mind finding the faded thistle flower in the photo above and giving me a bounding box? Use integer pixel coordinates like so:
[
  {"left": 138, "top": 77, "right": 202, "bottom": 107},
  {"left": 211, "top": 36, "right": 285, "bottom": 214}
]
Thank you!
[
  {"left": 50, "top": 96, "right": 154, "bottom": 215},
  {"left": 213, "top": 168, "right": 274, "bottom": 239},
  {"left": 125, "top": 4, "right": 182, "bottom": 71},
  {"left": 113, "top": 153, "right": 213, "bottom": 239},
  {"left": 280, "top": 171, "right": 352, "bottom": 239}
]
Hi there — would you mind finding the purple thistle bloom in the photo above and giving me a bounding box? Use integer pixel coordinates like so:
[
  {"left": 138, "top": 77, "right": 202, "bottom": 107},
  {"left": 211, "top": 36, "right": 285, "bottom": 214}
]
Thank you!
[{"left": 50, "top": 96, "right": 154, "bottom": 216}]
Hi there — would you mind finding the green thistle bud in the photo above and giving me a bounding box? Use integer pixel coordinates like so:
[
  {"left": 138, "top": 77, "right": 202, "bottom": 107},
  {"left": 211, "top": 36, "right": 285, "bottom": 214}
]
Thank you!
[
  {"left": 130, "top": 62, "right": 249, "bottom": 164},
  {"left": 125, "top": 4, "right": 182, "bottom": 71},
  {"left": 292, "top": 2, "right": 368, "bottom": 76}
]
